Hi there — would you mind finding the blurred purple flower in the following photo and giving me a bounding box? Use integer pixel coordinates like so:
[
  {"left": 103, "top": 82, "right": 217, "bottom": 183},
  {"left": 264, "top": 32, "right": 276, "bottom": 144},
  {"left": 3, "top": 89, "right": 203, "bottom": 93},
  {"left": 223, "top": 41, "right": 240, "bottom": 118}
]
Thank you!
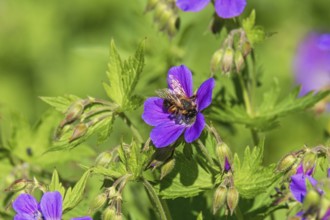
[
  {"left": 289, "top": 165, "right": 330, "bottom": 219},
  {"left": 293, "top": 33, "right": 330, "bottom": 111},
  {"left": 289, "top": 164, "right": 317, "bottom": 203},
  {"left": 13, "top": 191, "right": 92, "bottom": 220},
  {"left": 142, "top": 65, "right": 215, "bottom": 148},
  {"left": 176, "top": 0, "right": 246, "bottom": 19}
]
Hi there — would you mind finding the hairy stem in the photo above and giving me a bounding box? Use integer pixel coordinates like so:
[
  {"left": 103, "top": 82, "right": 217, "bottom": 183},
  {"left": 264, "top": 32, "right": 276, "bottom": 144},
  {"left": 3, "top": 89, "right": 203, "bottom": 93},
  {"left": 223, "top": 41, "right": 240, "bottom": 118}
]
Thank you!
[
  {"left": 143, "top": 179, "right": 172, "bottom": 220},
  {"left": 120, "top": 113, "right": 144, "bottom": 143},
  {"left": 197, "top": 139, "right": 215, "bottom": 166}
]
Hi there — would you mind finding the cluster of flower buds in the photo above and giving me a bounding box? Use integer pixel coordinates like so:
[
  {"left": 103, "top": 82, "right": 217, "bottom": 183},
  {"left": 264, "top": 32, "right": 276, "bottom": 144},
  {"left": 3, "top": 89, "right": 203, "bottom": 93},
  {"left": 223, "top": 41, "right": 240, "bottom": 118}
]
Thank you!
[
  {"left": 5, "top": 177, "right": 47, "bottom": 194},
  {"left": 212, "top": 175, "right": 239, "bottom": 216},
  {"left": 145, "top": 0, "right": 180, "bottom": 38},
  {"left": 55, "top": 97, "right": 117, "bottom": 143},
  {"left": 90, "top": 175, "right": 132, "bottom": 220},
  {"left": 210, "top": 28, "right": 251, "bottom": 76},
  {"left": 276, "top": 146, "right": 328, "bottom": 180},
  {"left": 208, "top": 126, "right": 239, "bottom": 216},
  {"left": 94, "top": 148, "right": 119, "bottom": 168}
]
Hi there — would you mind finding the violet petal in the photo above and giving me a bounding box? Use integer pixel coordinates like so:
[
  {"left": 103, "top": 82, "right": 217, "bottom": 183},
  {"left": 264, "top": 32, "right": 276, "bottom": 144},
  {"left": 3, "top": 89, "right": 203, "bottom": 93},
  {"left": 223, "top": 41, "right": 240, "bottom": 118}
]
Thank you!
[
  {"left": 196, "top": 78, "right": 215, "bottom": 111},
  {"left": 150, "top": 121, "right": 185, "bottom": 148},
  {"left": 214, "top": 0, "right": 246, "bottom": 19},
  {"left": 13, "top": 194, "right": 39, "bottom": 216},
  {"left": 142, "top": 97, "right": 170, "bottom": 126},
  {"left": 294, "top": 33, "right": 330, "bottom": 96},
  {"left": 290, "top": 173, "right": 307, "bottom": 203},
  {"left": 184, "top": 113, "right": 205, "bottom": 143},
  {"left": 176, "top": 0, "right": 210, "bottom": 12},
  {"left": 71, "top": 217, "right": 93, "bottom": 220},
  {"left": 14, "top": 214, "right": 37, "bottom": 220},
  {"left": 167, "top": 65, "right": 193, "bottom": 97},
  {"left": 40, "top": 191, "right": 62, "bottom": 220}
]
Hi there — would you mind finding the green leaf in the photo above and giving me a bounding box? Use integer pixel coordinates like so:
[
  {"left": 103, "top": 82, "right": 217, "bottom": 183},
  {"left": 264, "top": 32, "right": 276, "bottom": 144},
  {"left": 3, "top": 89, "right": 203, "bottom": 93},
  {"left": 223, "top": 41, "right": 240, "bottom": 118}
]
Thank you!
[
  {"left": 210, "top": 87, "right": 330, "bottom": 131},
  {"left": 233, "top": 141, "right": 279, "bottom": 199},
  {"left": 103, "top": 39, "right": 145, "bottom": 111},
  {"left": 155, "top": 152, "right": 213, "bottom": 199},
  {"left": 40, "top": 95, "right": 80, "bottom": 113},
  {"left": 242, "top": 10, "right": 265, "bottom": 46},
  {"left": 62, "top": 169, "right": 92, "bottom": 211},
  {"left": 49, "top": 169, "right": 65, "bottom": 196}
]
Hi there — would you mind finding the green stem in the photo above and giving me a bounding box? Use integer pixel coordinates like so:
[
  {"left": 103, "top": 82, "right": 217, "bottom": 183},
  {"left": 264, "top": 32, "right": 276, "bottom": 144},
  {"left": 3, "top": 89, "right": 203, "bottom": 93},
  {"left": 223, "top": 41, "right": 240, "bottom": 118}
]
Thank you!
[
  {"left": 237, "top": 71, "right": 259, "bottom": 146},
  {"left": 197, "top": 140, "right": 215, "bottom": 166},
  {"left": 234, "top": 206, "right": 244, "bottom": 220},
  {"left": 143, "top": 179, "right": 172, "bottom": 220},
  {"left": 120, "top": 113, "right": 144, "bottom": 143}
]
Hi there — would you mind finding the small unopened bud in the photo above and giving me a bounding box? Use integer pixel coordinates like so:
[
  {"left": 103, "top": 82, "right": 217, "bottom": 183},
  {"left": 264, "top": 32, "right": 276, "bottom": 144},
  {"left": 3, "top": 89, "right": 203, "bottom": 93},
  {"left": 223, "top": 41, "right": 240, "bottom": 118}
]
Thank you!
[
  {"left": 276, "top": 153, "right": 297, "bottom": 173},
  {"left": 60, "top": 101, "right": 84, "bottom": 128},
  {"left": 102, "top": 206, "right": 116, "bottom": 220},
  {"left": 302, "top": 190, "right": 320, "bottom": 212},
  {"left": 160, "top": 159, "right": 175, "bottom": 180},
  {"left": 90, "top": 193, "right": 108, "bottom": 212},
  {"left": 241, "top": 42, "right": 252, "bottom": 57},
  {"left": 167, "top": 16, "right": 179, "bottom": 38},
  {"left": 5, "top": 179, "right": 29, "bottom": 192},
  {"left": 234, "top": 50, "right": 245, "bottom": 73},
  {"left": 145, "top": 0, "right": 158, "bottom": 12},
  {"left": 213, "top": 185, "right": 227, "bottom": 214},
  {"left": 69, "top": 123, "right": 88, "bottom": 142},
  {"left": 210, "top": 49, "right": 224, "bottom": 74},
  {"left": 215, "top": 142, "right": 232, "bottom": 170},
  {"left": 158, "top": 8, "right": 173, "bottom": 31},
  {"left": 107, "top": 186, "right": 117, "bottom": 199},
  {"left": 153, "top": 2, "right": 168, "bottom": 23},
  {"left": 95, "top": 151, "right": 113, "bottom": 167},
  {"left": 221, "top": 47, "right": 234, "bottom": 74},
  {"left": 114, "top": 214, "right": 123, "bottom": 220},
  {"left": 227, "top": 186, "right": 239, "bottom": 215},
  {"left": 302, "top": 151, "right": 317, "bottom": 174}
]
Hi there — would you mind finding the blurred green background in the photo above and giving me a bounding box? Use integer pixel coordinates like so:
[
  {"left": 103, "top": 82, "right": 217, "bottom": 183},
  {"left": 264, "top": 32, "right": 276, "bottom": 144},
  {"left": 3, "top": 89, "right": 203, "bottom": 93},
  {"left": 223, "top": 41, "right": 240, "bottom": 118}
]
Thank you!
[{"left": 0, "top": 0, "right": 329, "bottom": 218}]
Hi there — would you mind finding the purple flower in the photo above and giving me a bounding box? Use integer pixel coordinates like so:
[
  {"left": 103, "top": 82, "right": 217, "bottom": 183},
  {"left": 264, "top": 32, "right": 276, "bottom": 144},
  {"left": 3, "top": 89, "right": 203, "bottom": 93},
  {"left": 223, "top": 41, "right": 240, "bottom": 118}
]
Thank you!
[
  {"left": 176, "top": 0, "right": 246, "bottom": 19},
  {"left": 13, "top": 191, "right": 92, "bottom": 220},
  {"left": 290, "top": 164, "right": 317, "bottom": 203},
  {"left": 293, "top": 33, "right": 330, "bottom": 111},
  {"left": 142, "top": 65, "right": 215, "bottom": 148}
]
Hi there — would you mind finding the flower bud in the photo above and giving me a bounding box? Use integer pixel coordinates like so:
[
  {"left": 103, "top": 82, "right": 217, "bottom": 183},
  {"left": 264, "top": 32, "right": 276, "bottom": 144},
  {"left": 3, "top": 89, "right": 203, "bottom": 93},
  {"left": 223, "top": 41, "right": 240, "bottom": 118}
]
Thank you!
[
  {"left": 95, "top": 151, "right": 113, "bottom": 167},
  {"left": 160, "top": 158, "right": 175, "bottom": 180},
  {"left": 166, "top": 16, "right": 179, "bottom": 38},
  {"left": 114, "top": 214, "right": 123, "bottom": 220},
  {"left": 210, "top": 49, "right": 224, "bottom": 74},
  {"left": 145, "top": 0, "right": 158, "bottom": 12},
  {"left": 69, "top": 123, "right": 88, "bottom": 142},
  {"left": 60, "top": 101, "right": 84, "bottom": 128},
  {"left": 221, "top": 47, "right": 234, "bottom": 74},
  {"left": 107, "top": 186, "right": 117, "bottom": 199},
  {"left": 241, "top": 41, "right": 252, "bottom": 57},
  {"left": 153, "top": 2, "right": 168, "bottom": 23},
  {"left": 227, "top": 186, "right": 239, "bottom": 215},
  {"left": 215, "top": 142, "right": 232, "bottom": 170},
  {"left": 302, "top": 190, "right": 320, "bottom": 212},
  {"left": 102, "top": 206, "right": 116, "bottom": 220},
  {"left": 302, "top": 151, "right": 317, "bottom": 174},
  {"left": 276, "top": 153, "right": 297, "bottom": 173},
  {"left": 213, "top": 185, "right": 227, "bottom": 214},
  {"left": 234, "top": 50, "right": 245, "bottom": 73},
  {"left": 5, "top": 179, "right": 29, "bottom": 192},
  {"left": 89, "top": 193, "right": 108, "bottom": 212},
  {"left": 158, "top": 7, "right": 174, "bottom": 31}
]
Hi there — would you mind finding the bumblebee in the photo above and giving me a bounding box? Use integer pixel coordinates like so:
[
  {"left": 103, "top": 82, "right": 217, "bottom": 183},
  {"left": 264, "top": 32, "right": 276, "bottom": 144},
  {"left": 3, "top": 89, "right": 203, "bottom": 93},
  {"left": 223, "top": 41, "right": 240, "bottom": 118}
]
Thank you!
[{"left": 156, "top": 88, "right": 197, "bottom": 124}]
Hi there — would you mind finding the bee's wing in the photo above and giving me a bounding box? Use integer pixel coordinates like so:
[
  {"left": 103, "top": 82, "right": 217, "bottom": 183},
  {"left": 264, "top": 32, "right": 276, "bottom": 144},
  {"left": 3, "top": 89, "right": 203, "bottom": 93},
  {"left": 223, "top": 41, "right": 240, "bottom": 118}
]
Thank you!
[
  {"left": 156, "top": 89, "right": 177, "bottom": 100},
  {"left": 169, "top": 77, "right": 188, "bottom": 97}
]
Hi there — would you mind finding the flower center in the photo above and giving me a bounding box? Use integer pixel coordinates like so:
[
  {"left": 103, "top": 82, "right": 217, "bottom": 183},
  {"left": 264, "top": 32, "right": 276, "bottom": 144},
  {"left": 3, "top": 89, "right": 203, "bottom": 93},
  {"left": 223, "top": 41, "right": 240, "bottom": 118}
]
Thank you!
[{"left": 163, "top": 96, "right": 197, "bottom": 125}]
